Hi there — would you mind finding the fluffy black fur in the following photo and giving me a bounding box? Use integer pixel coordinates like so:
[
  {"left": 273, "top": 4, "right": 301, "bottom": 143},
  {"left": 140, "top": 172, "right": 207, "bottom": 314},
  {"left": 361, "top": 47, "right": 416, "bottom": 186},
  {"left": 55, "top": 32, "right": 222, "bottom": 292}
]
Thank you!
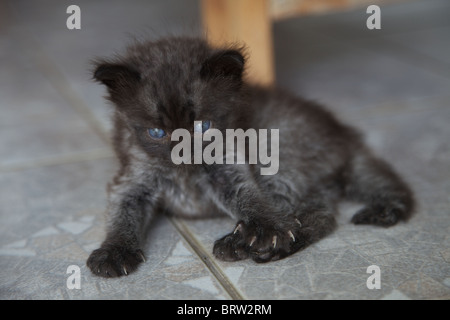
[{"left": 86, "top": 37, "right": 414, "bottom": 277}]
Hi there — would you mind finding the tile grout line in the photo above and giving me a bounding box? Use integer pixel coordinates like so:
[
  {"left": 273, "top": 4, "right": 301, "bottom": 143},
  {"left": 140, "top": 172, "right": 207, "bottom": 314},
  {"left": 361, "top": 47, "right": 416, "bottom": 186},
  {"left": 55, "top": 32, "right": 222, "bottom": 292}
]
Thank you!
[
  {"left": 0, "top": 148, "right": 114, "bottom": 173},
  {"left": 169, "top": 217, "right": 246, "bottom": 300}
]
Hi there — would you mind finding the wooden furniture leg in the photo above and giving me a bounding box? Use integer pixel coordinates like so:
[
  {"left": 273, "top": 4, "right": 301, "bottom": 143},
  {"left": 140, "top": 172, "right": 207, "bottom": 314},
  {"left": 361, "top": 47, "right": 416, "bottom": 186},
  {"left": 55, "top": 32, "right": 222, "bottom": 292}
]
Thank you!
[{"left": 201, "top": 0, "right": 275, "bottom": 86}]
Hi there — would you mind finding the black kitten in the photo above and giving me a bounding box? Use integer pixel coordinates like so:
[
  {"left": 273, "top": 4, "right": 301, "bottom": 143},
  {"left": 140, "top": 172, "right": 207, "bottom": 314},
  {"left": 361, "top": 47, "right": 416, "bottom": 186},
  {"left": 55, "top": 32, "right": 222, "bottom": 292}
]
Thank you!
[{"left": 87, "top": 37, "right": 414, "bottom": 277}]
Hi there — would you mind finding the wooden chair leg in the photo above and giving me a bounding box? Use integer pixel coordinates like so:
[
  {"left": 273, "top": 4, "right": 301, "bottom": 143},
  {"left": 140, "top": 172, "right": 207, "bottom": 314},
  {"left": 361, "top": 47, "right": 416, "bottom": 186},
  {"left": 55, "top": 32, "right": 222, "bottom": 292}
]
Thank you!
[{"left": 201, "top": 0, "right": 275, "bottom": 86}]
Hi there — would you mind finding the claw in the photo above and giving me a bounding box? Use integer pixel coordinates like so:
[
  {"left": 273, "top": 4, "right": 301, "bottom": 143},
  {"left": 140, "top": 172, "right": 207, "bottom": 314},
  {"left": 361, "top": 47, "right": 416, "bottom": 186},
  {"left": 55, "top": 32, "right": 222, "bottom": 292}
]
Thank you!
[
  {"left": 272, "top": 235, "right": 277, "bottom": 248},
  {"left": 139, "top": 252, "right": 146, "bottom": 262},
  {"left": 233, "top": 223, "right": 243, "bottom": 235},
  {"left": 288, "top": 230, "right": 295, "bottom": 242},
  {"left": 295, "top": 219, "right": 302, "bottom": 227},
  {"left": 249, "top": 236, "right": 257, "bottom": 247},
  {"left": 123, "top": 266, "right": 128, "bottom": 275}
]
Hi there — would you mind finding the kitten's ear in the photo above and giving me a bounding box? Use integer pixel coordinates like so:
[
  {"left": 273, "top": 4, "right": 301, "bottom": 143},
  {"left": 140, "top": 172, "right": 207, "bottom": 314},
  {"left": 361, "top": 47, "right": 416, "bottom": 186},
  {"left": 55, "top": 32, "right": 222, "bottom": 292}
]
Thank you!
[
  {"left": 93, "top": 62, "right": 141, "bottom": 91},
  {"left": 200, "top": 50, "right": 245, "bottom": 81}
]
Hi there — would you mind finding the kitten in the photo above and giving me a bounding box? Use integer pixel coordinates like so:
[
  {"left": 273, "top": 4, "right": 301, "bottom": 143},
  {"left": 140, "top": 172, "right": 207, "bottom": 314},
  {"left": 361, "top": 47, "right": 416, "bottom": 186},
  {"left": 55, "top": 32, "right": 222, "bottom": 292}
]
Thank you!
[{"left": 87, "top": 37, "right": 414, "bottom": 277}]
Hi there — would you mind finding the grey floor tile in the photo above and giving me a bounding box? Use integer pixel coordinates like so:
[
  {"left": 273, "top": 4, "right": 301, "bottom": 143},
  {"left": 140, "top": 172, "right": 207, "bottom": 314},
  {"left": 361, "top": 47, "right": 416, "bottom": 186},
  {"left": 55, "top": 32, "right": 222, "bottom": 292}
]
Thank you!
[
  {"left": 383, "top": 26, "right": 450, "bottom": 69},
  {"left": 274, "top": 30, "right": 450, "bottom": 111},
  {"left": 181, "top": 197, "right": 450, "bottom": 299},
  {"left": 0, "top": 159, "right": 229, "bottom": 299},
  {"left": 0, "top": 216, "right": 230, "bottom": 299},
  {"left": 274, "top": 0, "right": 450, "bottom": 110},
  {"left": 350, "top": 97, "right": 450, "bottom": 191},
  {"left": 0, "top": 158, "right": 116, "bottom": 244},
  {"left": 0, "top": 30, "right": 109, "bottom": 169},
  {"left": 275, "top": 0, "right": 450, "bottom": 41}
]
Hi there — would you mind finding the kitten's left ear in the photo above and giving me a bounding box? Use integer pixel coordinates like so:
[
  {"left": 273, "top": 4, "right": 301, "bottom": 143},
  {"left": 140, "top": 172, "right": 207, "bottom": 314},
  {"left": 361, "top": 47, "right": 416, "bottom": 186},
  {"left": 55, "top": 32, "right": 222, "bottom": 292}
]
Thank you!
[{"left": 200, "top": 49, "right": 245, "bottom": 81}]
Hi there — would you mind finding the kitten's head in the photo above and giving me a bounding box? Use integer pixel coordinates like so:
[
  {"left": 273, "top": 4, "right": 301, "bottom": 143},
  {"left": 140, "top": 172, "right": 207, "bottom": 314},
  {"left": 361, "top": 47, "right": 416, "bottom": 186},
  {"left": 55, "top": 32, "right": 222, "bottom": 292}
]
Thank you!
[{"left": 93, "top": 37, "right": 247, "bottom": 163}]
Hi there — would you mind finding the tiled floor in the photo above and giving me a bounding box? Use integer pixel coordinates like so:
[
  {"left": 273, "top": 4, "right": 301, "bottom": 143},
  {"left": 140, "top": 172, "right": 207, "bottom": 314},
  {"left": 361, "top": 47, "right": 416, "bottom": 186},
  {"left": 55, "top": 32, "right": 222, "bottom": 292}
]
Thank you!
[{"left": 0, "top": 0, "right": 449, "bottom": 300}]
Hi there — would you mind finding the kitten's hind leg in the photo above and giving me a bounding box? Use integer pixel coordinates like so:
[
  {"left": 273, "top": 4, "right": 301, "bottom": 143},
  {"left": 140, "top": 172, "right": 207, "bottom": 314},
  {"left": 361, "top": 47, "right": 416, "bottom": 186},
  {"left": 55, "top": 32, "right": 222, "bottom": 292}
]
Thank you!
[{"left": 345, "top": 151, "right": 414, "bottom": 227}]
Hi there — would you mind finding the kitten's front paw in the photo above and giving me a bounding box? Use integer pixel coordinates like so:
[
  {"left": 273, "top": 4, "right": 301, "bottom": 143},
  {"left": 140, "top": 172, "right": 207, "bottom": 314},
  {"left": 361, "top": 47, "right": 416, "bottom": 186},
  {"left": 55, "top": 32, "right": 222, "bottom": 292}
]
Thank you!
[
  {"left": 213, "top": 224, "right": 249, "bottom": 262},
  {"left": 86, "top": 245, "right": 145, "bottom": 278},
  {"left": 213, "top": 217, "right": 305, "bottom": 263}
]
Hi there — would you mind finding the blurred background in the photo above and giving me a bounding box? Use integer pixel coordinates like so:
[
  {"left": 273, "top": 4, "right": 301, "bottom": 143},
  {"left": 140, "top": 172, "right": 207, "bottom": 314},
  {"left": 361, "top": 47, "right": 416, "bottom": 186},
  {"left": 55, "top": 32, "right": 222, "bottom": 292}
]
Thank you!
[{"left": 0, "top": 0, "right": 449, "bottom": 300}]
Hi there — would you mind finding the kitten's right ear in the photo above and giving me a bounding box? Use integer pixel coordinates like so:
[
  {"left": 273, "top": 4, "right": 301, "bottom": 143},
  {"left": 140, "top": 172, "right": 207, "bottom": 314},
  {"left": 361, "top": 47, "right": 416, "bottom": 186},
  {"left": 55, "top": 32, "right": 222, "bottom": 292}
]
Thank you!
[
  {"left": 200, "top": 49, "right": 245, "bottom": 81},
  {"left": 93, "top": 62, "right": 141, "bottom": 91}
]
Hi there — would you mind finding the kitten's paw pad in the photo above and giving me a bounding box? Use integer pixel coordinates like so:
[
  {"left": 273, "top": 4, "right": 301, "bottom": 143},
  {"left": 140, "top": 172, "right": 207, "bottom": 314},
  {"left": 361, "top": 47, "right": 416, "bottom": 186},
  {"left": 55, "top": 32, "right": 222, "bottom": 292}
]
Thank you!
[
  {"left": 351, "top": 206, "right": 401, "bottom": 227},
  {"left": 214, "top": 218, "right": 304, "bottom": 263},
  {"left": 213, "top": 222, "right": 249, "bottom": 261},
  {"left": 248, "top": 222, "right": 304, "bottom": 263},
  {"left": 86, "top": 246, "right": 145, "bottom": 278}
]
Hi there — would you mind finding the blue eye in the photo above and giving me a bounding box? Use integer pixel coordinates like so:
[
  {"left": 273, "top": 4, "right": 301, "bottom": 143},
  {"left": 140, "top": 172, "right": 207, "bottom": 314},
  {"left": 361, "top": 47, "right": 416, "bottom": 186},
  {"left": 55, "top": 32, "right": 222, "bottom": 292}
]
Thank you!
[
  {"left": 202, "top": 120, "right": 211, "bottom": 132},
  {"left": 194, "top": 120, "right": 211, "bottom": 133},
  {"left": 148, "top": 128, "right": 166, "bottom": 139}
]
